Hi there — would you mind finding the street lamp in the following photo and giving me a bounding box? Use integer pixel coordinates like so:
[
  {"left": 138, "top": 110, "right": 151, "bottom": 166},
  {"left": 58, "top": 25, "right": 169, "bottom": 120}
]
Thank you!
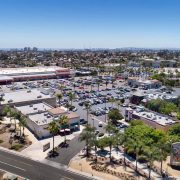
[{"left": 105, "top": 96, "right": 107, "bottom": 122}]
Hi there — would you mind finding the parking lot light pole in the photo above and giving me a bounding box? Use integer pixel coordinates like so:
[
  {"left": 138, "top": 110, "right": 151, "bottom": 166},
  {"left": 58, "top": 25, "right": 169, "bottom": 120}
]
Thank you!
[
  {"left": 105, "top": 95, "right": 107, "bottom": 122},
  {"left": 92, "top": 118, "right": 95, "bottom": 128}
]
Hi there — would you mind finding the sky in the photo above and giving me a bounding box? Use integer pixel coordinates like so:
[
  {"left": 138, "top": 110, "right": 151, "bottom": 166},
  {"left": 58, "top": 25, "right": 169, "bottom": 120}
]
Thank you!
[{"left": 0, "top": 0, "right": 180, "bottom": 49}]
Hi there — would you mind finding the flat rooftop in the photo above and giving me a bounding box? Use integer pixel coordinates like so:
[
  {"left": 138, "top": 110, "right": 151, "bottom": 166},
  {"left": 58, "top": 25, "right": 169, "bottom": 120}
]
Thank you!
[
  {"left": 103, "top": 63, "right": 120, "bottom": 67},
  {"left": 2, "top": 89, "right": 52, "bottom": 104},
  {"left": 0, "top": 76, "right": 13, "bottom": 81},
  {"left": 0, "top": 66, "right": 69, "bottom": 75},
  {"left": 29, "top": 112, "right": 54, "bottom": 126},
  {"left": 16, "top": 102, "right": 53, "bottom": 115},
  {"left": 147, "top": 93, "right": 177, "bottom": 100},
  {"left": 67, "top": 112, "right": 80, "bottom": 119},
  {"left": 29, "top": 111, "right": 79, "bottom": 126},
  {"left": 132, "top": 110, "right": 176, "bottom": 126},
  {"left": 48, "top": 106, "right": 68, "bottom": 116}
]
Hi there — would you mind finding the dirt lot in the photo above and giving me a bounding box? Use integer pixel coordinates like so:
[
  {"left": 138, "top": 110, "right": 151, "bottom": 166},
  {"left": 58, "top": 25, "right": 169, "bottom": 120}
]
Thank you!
[{"left": 0, "top": 123, "right": 32, "bottom": 151}]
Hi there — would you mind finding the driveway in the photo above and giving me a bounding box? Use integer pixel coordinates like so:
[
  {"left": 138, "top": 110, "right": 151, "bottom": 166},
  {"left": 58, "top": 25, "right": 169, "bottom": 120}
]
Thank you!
[{"left": 46, "top": 134, "right": 85, "bottom": 165}]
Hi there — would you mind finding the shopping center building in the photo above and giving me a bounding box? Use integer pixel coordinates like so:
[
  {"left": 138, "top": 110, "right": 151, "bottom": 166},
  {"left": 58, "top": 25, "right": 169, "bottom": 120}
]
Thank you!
[{"left": 0, "top": 66, "right": 74, "bottom": 84}]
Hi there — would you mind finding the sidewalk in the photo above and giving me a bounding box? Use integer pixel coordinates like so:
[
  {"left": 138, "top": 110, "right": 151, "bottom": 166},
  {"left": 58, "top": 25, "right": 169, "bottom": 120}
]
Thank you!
[
  {"left": 69, "top": 154, "right": 142, "bottom": 180},
  {"left": 89, "top": 148, "right": 161, "bottom": 179},
  {"left": 110, "top": 148, "right": 161, "bottom": 179}
]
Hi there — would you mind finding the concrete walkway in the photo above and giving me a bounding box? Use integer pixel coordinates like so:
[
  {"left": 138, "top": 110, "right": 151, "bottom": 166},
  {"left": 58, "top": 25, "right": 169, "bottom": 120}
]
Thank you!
[
  {"left": 112, "top": 149, "right": 161, "bottom": 179},
  {"left": 90, "top": 148, "right": 162, "bottom": 179}
]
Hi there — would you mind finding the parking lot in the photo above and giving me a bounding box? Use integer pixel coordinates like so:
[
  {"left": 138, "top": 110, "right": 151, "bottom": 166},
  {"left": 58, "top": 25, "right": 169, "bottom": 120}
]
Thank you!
[{"left": 1, "top": 76, "right": 179, "bottom": 137}]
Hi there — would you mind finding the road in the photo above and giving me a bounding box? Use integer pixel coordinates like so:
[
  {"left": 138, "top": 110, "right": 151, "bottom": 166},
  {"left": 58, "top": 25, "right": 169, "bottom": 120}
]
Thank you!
[{"left": 0, "top": 149, "right": 94, "bottom": 180}]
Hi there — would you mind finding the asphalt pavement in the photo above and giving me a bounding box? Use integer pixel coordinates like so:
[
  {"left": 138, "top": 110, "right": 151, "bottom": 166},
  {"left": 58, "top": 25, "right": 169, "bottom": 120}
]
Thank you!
[
  {"left": 46, "top": 135, "right": 85, "bottom": 165},
  {"left": 0, "top": 149, "right": 94, "bottom": 180}
]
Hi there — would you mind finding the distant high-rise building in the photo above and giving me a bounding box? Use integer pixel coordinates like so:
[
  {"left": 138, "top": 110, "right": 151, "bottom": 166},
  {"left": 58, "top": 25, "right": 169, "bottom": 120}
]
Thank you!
[
  {"left": 24, "top": 47, "right": 31, "bottom": 51},
  {"left": 24, "top": 47, "right": 28, "bottom": 51},
  {"left": 33, "top": 47, "right": 38, "bottom": 52}
]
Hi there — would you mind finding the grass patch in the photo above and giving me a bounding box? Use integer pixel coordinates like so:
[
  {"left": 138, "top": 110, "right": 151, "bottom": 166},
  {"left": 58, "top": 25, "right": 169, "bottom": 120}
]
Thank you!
[
  {"left": 11, "top": 144, "right": 23, "bottom": 151},
  {"left": 0, "top": 139, "right": 3, "bottom": 143}
]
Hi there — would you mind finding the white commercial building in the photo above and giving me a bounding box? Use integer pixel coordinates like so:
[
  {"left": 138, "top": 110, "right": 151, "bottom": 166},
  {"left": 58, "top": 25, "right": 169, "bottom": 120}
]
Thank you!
[
  {"left": 1, "top": 89, "right": 56, "bottom": 107},
  {"left": 128, "top": 77, "right": 162, "bottom": 89},
  {"left": 125, "top": 107, "right": 177, "bottom": 132},
  {"left": 15, "top": 103, "right": 80, "bottom": 139}
]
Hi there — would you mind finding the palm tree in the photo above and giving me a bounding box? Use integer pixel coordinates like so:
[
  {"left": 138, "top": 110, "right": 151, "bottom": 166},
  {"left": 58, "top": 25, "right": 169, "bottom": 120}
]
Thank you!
[
  {"left": 97, "top": 80, "right": 101, "bottom": 91},
  {"left": 116, "top": 100, "right": 121, "bottom": 111},
  {"left": 104, "top": 94, "right": 107, "bottom": 122},
  {"left": 59, "top": 84, "right": 65, "bottom": 92},
  {"left": 97, "top": 137, "right": 107, "bottom": 152},
  {"left": 79, "top": 125, "right": 95, "bottom": 157},
  {"left": 56, "top": 93, "right": 63, "bottom": 107},
  {"left": 145, "top": 146, "right": 159, "bottom": 179},
  {"left": 13, "top": 111, "right": 22, "bottom": 132},
  {"left": 47, "top": 121, "right": 59, "bottom": 155},
  {"left": 2, "top": 105, "right": 11, "bottom": 116},
  {"left": 125, "top": 135, "right": 144, "bottom": 172},
  {"left": 122, "top": 134, "right": 128, "bottom": 167},
  {"left": 93, "top": 138, "right": 99, "bottom": 162},
  {"left": 0, "top": 96, "right": 4, "bottom": 115},
  {"left": 13, "top": 111, "right": 26, "bottom": 137},
  {"left": 0, "top": 96, "right": 4, "bottom": 105},
  {"left": 59, "top": 115, "right": 68, "bottom": 143},
  {"left": 2, "top": 105, "right": 14, "bottom": 125},
  {"left": 156, "top": 141, "right": 170, "bottom": 175},
  {"left": 19, "top": 120, "right": 22, "bottom": 137},
  {"left": 68, "top": 92, "right": 75, "bottom": 106},
  {"left": 84, "top": 102, "right": 91, "bottom": 124},
  {"left": 20, "top": 116, "right": 27, "bottom": 137},
  {"left": 103, "top": 136, "right": 116, "bottom": 162},
  {"left": 73, "top": 83, "right": 76, "bottom": 91},
  {"left": 109, "top": 97, "right": 115, "bottom": 107},
  {"left": 9, "top": 109, "right": 16, "bottom": 129},
  {"left": 115, "top": 131, "right": 124, "bottom": 148},
  {"left": 105, "top": 122, "right": 118, "bottom": 135}
]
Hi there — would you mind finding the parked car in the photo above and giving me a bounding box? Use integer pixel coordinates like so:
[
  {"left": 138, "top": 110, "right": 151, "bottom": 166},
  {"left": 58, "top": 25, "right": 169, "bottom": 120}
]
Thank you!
[
  {"left": 80, "top": 119, "right": 87, "bottom": 125},
  {"left": 98, "top": 122, "right": 103, "bottom": 127},
  {"left": 78, "top": 102, "right": 84, "bottom": 106}
]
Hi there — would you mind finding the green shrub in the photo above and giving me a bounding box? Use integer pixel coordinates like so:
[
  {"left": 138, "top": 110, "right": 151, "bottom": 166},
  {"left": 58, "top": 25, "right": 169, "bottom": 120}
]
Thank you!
[{"left": 11, "top": 144, "right": 23, "bottom": 151}]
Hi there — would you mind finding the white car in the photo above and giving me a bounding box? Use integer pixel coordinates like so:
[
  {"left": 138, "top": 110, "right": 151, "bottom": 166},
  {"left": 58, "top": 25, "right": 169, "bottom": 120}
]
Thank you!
[{"left": 98, "top": 122, "right": 103, "bottom": 127}]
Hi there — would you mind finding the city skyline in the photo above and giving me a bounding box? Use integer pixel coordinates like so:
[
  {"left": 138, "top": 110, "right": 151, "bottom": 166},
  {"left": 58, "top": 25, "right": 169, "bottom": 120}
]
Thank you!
[{"left": 1, "top": 0, "right": 180, "bottom": 49}]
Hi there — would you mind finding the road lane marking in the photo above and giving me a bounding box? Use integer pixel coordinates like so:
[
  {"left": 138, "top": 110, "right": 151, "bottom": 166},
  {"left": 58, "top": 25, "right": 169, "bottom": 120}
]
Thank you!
[
  {"left": 0, "top": 160, "right": 26, "bottom": 171},
  {"left": 0, "top": 154, "right": 32, "bottom": 167}
]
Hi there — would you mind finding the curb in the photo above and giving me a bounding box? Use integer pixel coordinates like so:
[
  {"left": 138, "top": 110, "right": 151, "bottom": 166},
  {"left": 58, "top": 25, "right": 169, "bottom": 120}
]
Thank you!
[{"left": 0, "top": 147, "right": 97, "bottom": 179}]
